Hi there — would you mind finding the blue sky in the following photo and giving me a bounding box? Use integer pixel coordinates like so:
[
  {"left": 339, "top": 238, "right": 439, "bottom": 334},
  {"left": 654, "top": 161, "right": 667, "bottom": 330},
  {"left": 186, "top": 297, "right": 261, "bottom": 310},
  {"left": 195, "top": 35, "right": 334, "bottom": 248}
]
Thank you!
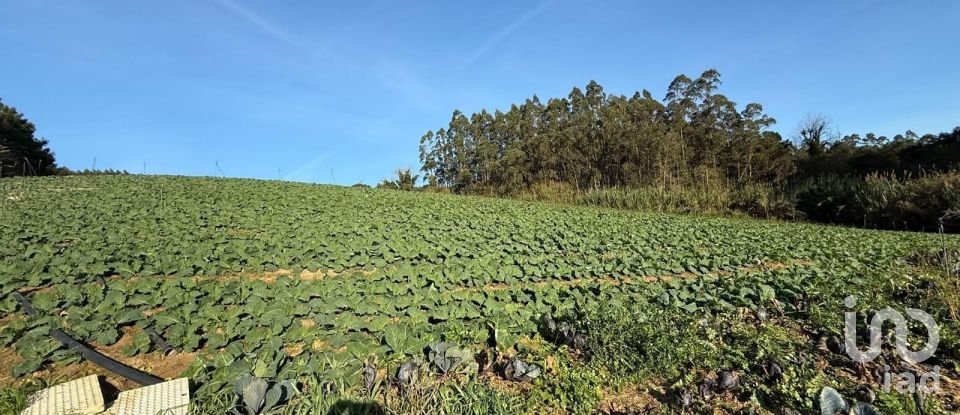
[{"left": 1, "top": 1, "right": 957, "bottom": 184}]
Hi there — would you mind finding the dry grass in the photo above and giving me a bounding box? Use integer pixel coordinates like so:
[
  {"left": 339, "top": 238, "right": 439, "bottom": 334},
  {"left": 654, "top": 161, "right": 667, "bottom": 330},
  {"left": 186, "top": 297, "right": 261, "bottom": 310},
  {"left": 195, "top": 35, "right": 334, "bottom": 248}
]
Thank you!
[
  {"left": 597, "top": 384, "right": 663, "bottom": 414},
  {"left": 908, "top": 245, "right": 960, "bottom": 320}
]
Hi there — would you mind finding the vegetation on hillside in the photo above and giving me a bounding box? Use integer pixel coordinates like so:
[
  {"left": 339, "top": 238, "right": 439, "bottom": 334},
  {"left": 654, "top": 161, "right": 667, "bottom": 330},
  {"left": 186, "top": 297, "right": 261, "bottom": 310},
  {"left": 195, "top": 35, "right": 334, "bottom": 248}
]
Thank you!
[
  {"left": 1, "top": 176, "right": 958, "bottom": 413},
  {"left": 377, "top": 169, "right": 420, "bottom": 191},
  {"left": 416, "top": 70, "right": 960, "bottom": 231}
]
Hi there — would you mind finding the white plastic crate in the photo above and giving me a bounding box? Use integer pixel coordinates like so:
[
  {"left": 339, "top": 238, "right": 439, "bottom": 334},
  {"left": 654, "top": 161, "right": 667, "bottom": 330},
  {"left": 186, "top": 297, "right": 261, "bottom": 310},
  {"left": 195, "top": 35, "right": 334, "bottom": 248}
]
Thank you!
[
  {"left": 109, "top": 378, "right": 190, "bottom": 415},
  {"left": 20, "top": 375, "right": 105, "bottom": 415}
]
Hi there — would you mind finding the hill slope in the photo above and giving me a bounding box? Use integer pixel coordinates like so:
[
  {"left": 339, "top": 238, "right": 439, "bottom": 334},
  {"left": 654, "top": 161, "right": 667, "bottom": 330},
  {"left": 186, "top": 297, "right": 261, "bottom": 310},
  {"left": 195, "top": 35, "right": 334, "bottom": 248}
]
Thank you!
[{"left": 1, "top": 176, "right": 957, "bottom": 414}]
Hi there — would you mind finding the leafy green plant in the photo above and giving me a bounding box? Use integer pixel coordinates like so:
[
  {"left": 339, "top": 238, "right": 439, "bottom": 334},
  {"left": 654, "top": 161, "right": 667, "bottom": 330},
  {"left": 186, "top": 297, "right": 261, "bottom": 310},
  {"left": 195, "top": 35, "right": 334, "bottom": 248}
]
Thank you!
[
  {"left": 383, "top": 325, "right": 419, "bottom": 356},
  {"left": 819, "top": 387, "right": 880, "bottom": 415},
  {"left": 538, "top": 314, "right": 585, "bottom": 349},
  {"left": 395, "top": 360, "right": 419, "bottom": 391},
  {"left": 426, "top": 342, "right": 476, "bottom": 375},
  {"left": 121, "top": 331, "right": 152, "bottom": 357},
  {"left": 532, "top": 366, "right": 602, "bottom": 415},
  {"left": 232, "top": 372, "right": 297, "bottom": 415},
  {"left": 499, "top": 356, "right": 542, "bottom": 382}
]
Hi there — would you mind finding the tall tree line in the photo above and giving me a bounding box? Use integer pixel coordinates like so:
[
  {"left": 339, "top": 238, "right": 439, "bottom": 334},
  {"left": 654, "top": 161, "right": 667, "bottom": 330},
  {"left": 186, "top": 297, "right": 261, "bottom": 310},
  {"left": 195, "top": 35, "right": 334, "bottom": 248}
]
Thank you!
[
  {"left": 796, "top": 113, "right": 960, "bottom": 177},
  {"left": 420, "top": 70, "right": 794, "bottom": 194},
  {"left": 419, "top": 70, "right": 958, "bottom": 196}
]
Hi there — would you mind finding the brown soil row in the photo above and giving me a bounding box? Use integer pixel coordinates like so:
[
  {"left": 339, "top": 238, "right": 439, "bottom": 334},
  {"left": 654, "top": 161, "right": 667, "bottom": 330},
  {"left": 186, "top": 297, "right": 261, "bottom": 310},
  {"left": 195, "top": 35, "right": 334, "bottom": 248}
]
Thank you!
[{"left": 17, "top": 257, "right": 805, "bottom": 296}]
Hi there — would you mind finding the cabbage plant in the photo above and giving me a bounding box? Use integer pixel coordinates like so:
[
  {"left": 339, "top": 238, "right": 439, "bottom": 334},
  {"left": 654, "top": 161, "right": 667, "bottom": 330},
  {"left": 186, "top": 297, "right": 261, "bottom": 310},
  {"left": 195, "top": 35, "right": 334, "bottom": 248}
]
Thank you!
[
  {"left": 819, "top": 387, "right": 880, "bottom": 415},
  {"left": 233, "top": 372, "right": 297, "bottom": 415},
  {"left": 426, "top": 342, "right": 477, "bottom": 374},
  {"left": 500, "top": 356, "right": 542, "bottom": 382}
]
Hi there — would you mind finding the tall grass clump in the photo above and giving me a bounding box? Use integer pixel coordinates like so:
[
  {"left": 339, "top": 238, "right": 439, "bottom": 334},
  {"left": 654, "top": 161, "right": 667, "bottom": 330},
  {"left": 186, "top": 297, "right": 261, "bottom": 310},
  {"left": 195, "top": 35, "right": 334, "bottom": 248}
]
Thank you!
[
  {"left": 729, "top": 183, "right": 799, "bottom": 219},
  {"left": 516, "top": 171, "right": 960, "bottom": 232},
  {"left": 516, "top": 180, "right": 581, "bottom": 204},
  {"left": 576, "top": 185, "right": 732, "bottom": 214},
  {"left": 794, "top": 171, "right": 960, "bottom": 231},
  {"left": 0, "top": 379, "right": 51, "bottom": 414}
]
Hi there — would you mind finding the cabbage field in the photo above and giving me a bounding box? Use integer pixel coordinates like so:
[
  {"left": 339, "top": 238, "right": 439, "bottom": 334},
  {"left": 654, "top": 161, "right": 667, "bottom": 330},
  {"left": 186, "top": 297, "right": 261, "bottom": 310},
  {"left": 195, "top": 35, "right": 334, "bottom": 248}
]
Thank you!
[{"left": 1, "top": 176, "right": 958, "bottom": 414}]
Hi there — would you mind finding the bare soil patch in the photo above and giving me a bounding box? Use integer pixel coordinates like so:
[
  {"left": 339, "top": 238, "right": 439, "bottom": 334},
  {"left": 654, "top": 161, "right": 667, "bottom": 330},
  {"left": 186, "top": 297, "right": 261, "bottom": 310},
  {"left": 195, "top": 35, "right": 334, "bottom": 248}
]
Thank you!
[
  {"left": 598, "top": 385, "right": 663, "bottom": 414},
  {"left": 0, "top": 326, "right": 197, "bottom": 391}
]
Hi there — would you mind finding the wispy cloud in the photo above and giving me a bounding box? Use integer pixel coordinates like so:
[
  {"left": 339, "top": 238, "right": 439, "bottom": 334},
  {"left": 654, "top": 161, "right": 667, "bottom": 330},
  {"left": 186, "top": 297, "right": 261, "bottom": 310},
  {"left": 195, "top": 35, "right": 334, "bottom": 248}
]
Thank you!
[
  {"left": 283, "top": 151, "right": 335, "bottom": 183},
  {"left": 210, "top": 0, "right": 307, "bottom": 50},
  {"left": 209, "top": 0, "right": 440, "bottom": 114},
  {"left": 210, "top": 0, "right": 356, "bottom": 68},
  {"left": 457, "top": 0, "right": 555, "bottom": 71},
  {"left": 207, "top": 0, "right": 433, "bottom": 180}
]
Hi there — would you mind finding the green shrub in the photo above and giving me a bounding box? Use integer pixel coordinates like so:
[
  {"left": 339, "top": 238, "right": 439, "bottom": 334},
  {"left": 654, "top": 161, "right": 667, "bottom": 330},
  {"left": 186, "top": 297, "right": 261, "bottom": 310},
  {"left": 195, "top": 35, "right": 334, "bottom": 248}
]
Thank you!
[
  {"left": 794, "top": 172, "right": 960, "bottom": 231},
  {"left": 575, "top": 306, "right": 721, "bottom": 380},
  {"left": 531, "top": 367, "right": 603, "bottom": 415},
  {"left": 560, "top": 304, "right": 836, "bottom": 413}
]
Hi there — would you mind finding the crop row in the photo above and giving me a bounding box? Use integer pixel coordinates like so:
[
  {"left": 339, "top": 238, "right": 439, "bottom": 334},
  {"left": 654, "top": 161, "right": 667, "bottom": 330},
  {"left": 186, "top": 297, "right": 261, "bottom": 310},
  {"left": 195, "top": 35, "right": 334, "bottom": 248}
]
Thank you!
[{"left": 0, "top": 176, "right": 952, "bottom": 382}]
